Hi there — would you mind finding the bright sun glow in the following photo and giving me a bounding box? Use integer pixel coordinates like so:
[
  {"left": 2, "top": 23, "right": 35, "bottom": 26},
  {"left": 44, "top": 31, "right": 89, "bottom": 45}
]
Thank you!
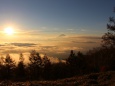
[{"left": 4, "top": 27, "right": 14, "bottom": 35}]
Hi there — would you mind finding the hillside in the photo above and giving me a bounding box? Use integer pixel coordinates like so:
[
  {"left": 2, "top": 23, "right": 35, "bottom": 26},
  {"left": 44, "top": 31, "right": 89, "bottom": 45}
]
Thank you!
[{"left": 0, "top": 71, "right": 115, "bottom": 86}]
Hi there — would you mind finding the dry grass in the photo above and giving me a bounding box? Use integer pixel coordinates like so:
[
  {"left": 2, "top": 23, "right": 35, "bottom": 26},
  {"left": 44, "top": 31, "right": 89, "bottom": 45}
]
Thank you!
[{"left": 0, "top": 71, "right": 115, "bottom": 86}]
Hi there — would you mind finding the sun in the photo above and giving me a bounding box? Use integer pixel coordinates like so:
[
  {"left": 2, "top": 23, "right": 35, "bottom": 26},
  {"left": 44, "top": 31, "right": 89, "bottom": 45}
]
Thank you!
[{"left": 4, "top": 27, "right": 14, "bottom": 35}]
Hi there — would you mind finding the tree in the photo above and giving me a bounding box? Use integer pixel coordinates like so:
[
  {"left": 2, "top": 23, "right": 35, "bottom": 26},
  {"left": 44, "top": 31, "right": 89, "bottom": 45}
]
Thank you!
[
  {"left": 66, "top": 50, "right": 79, "bottom": 75},
  {"left": 28, "top": 50, "right": 42, "bottom": 80},
  {"left": 16, "top": 53, "right": 26, "bottom": 80},
  {"left": 102, "top": 8, "right": 115, "bottom": 47},
  {"left": 66, "top": 50, "right": 77, "bottom": 65},
  {"left": 42, "top": 54, "right": 51, "bottom": 67},
  {"left": 42, "top": 54, "right": 51, "bottom": 80},
  {"left": 19, "top": 53, "right": 24, "bottom": 62},
  {"left": 29, "top": 50, "right": 42, "bottom": 66},
  {"left": 0, "top": 56, "right": 5, "bottom": 79},
  {"left": 66, "top": 50, "right": 86, "bottom": 75},
  {"left": 101, "top": 8, "right": 115, "bottom": 71},
  {"left": 4, "top": 54, "right": 16, "bottom": 80}
]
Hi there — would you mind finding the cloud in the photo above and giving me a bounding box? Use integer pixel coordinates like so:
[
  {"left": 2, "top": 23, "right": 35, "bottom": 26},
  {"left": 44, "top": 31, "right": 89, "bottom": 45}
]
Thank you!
[
  {"left": 0, "top": 47, "right": 31, "bottom": 54},
  {"left": 10, "top": 43, "right": 37, "bottom": 47},
  {"left": 67, "top": 29, "right": 74, "bottom": 31},
  {"left": 72, "top": 41, "right": 97, "bottom": 43},
  {"left": 58, "top": 34, "right": 66, "bottom": 37},
  {"left": 0, "top": 43, "right": 38, "bottom": 54},
  {"left": 39, "top": 46, "right": 57, "bottom": 51},
  {"left": 0, "top": 44, "right": 16, "bottom": 53},
  {"left": 48, "top": 57, "right": 60, "bottom": 63},
  {"left": 40, "top": 46, "right": 57, "bottom": 49},
  {"left": 81, "top": 29, "right": 86, "bottom": 32},
  {"left": 70, "top": 36, "right": 101, "bottom": 39},
  {"left": 41, "top": 27, "right": 47, "bottom": 29},
  {"left": 37, "top": 45, "right": 83, "bottom": 60},
  {"left": 0, "top": 44, "right": 5, "bottom": 46}
]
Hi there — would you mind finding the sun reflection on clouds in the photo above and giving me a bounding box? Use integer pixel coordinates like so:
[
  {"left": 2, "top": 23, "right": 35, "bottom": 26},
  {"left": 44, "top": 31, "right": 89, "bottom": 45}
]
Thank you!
[{"left": 0, "top": 28, "right": 101, "bottom": 63}]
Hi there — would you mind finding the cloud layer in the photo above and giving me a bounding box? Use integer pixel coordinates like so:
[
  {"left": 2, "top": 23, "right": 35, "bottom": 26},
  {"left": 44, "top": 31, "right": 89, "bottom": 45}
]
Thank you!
[
  {"left": 10, "top": 43, "right": 37, "bottom": 47},
  {"left": 0, "top": 35, "right": 101, "bottom": 63}
]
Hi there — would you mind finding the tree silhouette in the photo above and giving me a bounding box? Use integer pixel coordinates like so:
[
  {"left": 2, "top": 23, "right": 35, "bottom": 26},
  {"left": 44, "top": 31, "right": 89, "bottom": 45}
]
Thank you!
[
  {"left": 29, "top": 50, "right": 42, "bottom": 66},
  {"left": 102, "top": 8, "right": 115, "bottom": 47},
  {"left": 28, "top": 50, "right": 42, "bottom": 80},
  {"left": 66, "top": 50, "right": 79, "bottom": 75},
  {"left": 42, "top": 54, "right": 51, "bottom": 67},
  {"left": 19, "top": 53, "right": 24, "bottom": 62},
  {"left": 16, "top": 53, "right": 26, "bottom": 80},
  {"left": 66, "top": 50, "right": 77, "bottom": 65},
  {"left": 42, "top": 54, "right": 51, "bottom": 80},
  {"left": 66, "top": 50, "right": 87, "bottom": 75},
  {"left": 4, "top": 54, "right": 16, "bottom": 80},
  {"left": 0, "top": 56, "right": 5, "bottom": 79}
]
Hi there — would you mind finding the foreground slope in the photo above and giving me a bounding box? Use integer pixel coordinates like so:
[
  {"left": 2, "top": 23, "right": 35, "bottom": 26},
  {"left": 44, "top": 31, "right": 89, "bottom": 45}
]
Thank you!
[
  {"left": 0, "top": 71, "right": 115, "bottom": 86},
  {"left": 33, "top": 71, "right": 115, "bottom": 86}
]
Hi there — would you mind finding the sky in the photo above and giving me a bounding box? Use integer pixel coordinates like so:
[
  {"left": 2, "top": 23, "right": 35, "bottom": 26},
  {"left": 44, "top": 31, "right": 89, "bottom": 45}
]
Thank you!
[{"left": 0, "top": 0, "right": 115, "bottom": 62}]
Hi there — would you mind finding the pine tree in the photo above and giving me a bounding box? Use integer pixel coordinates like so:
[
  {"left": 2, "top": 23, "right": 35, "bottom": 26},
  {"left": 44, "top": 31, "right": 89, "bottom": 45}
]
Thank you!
[
  {"left": 42, "top": 54, "right": 51, "bottom": 80},
  {"left": 28, "top": 50, "right": 42, "bottom": 80},
  {"left": 102, "top": 8, "right": 115, "bottom": 47},
  {"left": 4, "top": 54, "right": 16, "bottom": 80},
  {"left": 16, "top": 53, "right": 26, "bottom": 80},
  {"left": 66, "top": 50, "right": 76, "bottom": 65}
]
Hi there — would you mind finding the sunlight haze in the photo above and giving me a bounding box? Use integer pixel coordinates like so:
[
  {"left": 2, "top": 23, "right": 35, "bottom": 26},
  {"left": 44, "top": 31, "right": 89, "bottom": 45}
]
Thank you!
[{"left": 4, "top": 27, "right": 14, "bottom": 35}]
